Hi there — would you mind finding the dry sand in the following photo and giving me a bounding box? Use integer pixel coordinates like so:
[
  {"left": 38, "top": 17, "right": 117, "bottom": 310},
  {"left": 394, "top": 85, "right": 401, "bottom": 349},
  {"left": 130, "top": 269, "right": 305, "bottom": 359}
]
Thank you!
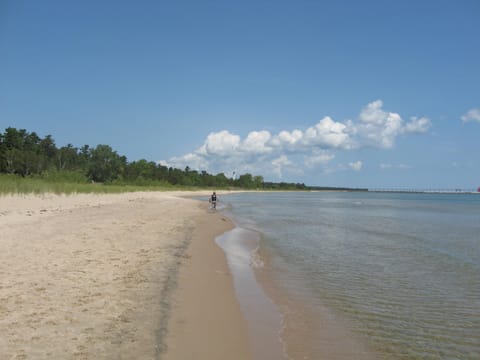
[{"left": 0, "top": 191, "right": 250, "bottom": 359}]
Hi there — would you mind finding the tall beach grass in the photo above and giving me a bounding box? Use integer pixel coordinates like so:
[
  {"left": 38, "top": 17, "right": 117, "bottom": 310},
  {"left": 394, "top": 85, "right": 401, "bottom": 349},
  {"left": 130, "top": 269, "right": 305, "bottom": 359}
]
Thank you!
[{"left": 0, "top": 173, "right": 188, "bottom": 195}]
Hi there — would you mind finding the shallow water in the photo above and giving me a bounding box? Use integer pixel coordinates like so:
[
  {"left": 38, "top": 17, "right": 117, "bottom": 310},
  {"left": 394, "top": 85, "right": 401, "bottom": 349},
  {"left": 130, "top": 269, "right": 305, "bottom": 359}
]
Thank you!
[
  {"left": 221, "top": 192, "right": 480, "bottom": 360},
  {"left": 216, "top": 228, "right": 286, "bottom": 360}
]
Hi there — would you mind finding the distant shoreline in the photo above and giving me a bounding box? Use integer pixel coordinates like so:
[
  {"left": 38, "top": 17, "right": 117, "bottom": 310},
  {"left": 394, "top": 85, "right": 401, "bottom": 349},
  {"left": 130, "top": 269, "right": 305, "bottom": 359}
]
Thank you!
[{"left": 367, "top": 189, "right": 479, "bottom": 194}]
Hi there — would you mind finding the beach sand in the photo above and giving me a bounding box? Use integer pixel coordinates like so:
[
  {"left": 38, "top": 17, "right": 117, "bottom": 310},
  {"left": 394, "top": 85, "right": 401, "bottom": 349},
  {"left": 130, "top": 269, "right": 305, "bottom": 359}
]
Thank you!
[
  {"left": 0, "top": 191, "right": 250, "bottom": 359},
  {"left": 163, "top": 204, "right": 252, "bottom": 360}
]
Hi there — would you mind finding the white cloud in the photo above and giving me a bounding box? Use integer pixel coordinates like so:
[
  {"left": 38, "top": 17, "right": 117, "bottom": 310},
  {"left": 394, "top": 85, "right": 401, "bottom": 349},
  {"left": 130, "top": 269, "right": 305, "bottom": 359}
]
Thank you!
[
  {"left": 356, "top": 100, "right": 432, "bottom": 148},
  {"left": 269, "top": 117, "right": 353, "bottom": 151},
  {"left": 270, "top": 129, "right": 303, "bottom": 150},
  {"left": 271, "top": 155, "right": 292, "bottom": 177},
  {"left": 304, "top": 150, "right": 335, "bottom": 168},
  {"left": 160, "top": 100, "right": 431, "bottom": 179},
  {"left": 200, "top": 130, "right": 240, "bottom": 156},
  {"left": 404, "top": 116, "right": 431, "bottom": 133},
  {"left": 241, "top": 130, "right": 272, "bottom": 154},
  {"left": 349, "top": 161, "right": 363, "bottom": 171},
  {"left": 461, "top": 108, "right": 480, "bottom": 123},
  {"left": 359, "top": 100, "right": 391, "bottom": 125},
  {"left": 303, "top": 116, "right": 352, "bottom": 149}
]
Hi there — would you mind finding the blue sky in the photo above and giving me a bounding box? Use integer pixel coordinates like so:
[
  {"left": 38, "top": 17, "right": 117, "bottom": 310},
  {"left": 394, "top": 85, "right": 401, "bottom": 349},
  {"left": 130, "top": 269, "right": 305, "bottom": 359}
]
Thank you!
[{"left": 1, "top": 0, "right": 479, "bottom": 189}]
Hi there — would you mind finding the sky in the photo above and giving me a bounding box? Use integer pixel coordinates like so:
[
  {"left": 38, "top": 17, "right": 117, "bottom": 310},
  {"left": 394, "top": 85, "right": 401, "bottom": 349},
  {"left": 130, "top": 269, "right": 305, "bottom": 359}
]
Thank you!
[{"left": 1, "top": 0, "right": 479, "bottom": 189}]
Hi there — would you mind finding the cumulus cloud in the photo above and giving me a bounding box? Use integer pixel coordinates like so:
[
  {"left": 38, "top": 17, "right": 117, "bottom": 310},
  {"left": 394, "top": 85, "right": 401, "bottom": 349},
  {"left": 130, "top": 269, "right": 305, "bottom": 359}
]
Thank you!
[
  {"left": 242, "top": 130, "right": 272, "bottom": 154},
  {"left": 199, "top": 130, "right": 240, "bottom": 156},
  {"left": 356, "top": 100, "right": 431, "bottom": 148},
  {"left": 160, "top": 100, "right": 431, "bottom": 179},
  {"left": 305, "top": 117, "right": 352, "bottom": 148},
  {"left": 269, "top": 116, "right": 352, "bottom": 151},
  {"left": 461, "top": 108, "right": 480, "bottom": 123},
  {"left": 276, "top": 129, "right": 303, "bottom": 146}
]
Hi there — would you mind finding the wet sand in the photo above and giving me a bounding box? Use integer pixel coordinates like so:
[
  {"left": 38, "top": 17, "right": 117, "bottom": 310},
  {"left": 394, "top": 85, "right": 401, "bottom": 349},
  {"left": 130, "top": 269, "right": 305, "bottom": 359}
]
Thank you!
[
  {"left": 0, "top": 191, "right": 251, "bottom": 359},
  {"left": 163, "top": 207, "right": 252, "bottom": 360},
  {"left": 215, "top": 227, "right": 286, "bottom": 360}
]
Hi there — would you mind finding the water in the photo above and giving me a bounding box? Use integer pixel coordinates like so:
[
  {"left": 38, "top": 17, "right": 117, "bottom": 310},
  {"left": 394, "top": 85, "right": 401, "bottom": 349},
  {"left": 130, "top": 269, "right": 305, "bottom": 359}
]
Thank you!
[
  {"left": 216, "top": 228, "right": 286, "bottom": 360},
  {"left": 220, "top": 191, "right": 480, "bottom": 359}
]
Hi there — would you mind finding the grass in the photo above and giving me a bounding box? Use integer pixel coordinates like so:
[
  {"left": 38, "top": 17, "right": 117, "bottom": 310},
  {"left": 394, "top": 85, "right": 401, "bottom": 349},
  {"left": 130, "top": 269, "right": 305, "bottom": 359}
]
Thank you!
[{"left": 0, "top": 174, "right": 201, "bottom": 195}]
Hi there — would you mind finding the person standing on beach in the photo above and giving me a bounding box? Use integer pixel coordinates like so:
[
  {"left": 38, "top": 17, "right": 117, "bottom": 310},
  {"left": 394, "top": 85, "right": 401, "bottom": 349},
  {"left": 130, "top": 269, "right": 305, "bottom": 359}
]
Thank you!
[{"left": 210, "top": 191, "right": 217, "bottom": 209}]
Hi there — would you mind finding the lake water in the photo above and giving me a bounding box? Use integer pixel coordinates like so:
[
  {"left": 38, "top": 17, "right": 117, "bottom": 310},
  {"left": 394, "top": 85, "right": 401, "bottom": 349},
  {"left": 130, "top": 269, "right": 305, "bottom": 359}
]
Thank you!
[{"left": 219, "top": 191, "right": 480, "bottom": 359}]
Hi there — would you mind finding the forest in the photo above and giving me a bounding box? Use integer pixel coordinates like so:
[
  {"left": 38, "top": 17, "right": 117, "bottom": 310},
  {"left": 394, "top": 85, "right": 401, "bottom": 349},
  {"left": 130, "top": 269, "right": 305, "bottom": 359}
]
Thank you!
[{"left": 0, "top": 127, "right": 309, "bottom": 190}]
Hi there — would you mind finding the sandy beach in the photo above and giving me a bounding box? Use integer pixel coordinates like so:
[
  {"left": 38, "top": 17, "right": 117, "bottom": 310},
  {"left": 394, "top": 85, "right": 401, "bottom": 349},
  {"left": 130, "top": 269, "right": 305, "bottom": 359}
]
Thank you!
[{"left": 0, "top": 191, "right": 250, "bottom": 359}]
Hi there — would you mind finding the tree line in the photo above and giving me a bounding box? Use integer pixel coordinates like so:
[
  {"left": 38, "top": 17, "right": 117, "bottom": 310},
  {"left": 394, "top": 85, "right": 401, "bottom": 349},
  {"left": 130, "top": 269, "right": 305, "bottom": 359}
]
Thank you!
[{"left": 0, "top": 127, "right": 308, "bottom": 190}]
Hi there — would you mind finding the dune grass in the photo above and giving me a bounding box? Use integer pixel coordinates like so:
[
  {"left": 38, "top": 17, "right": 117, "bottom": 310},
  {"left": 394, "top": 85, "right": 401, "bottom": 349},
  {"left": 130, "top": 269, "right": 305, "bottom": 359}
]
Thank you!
[{"left": 0, "top": 174, "right": 197, "bottom": 195}]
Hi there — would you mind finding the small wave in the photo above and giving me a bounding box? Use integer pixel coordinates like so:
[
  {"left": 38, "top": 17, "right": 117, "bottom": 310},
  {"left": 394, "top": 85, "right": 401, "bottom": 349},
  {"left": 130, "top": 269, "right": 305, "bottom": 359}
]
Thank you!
[{"left": 250, "top": 246, "right": 265, "bottom": 269}]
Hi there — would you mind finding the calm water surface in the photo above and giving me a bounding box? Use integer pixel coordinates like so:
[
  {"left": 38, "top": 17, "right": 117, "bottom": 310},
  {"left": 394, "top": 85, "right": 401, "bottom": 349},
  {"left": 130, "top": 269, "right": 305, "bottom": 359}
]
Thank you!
[{"left": 221, "top": 192, "right": 480, "bottom": 359}]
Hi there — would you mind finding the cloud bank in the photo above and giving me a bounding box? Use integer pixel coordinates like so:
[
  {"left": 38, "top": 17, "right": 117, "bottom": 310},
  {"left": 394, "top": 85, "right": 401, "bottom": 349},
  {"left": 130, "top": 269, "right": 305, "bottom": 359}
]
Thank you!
[{"left": 161, "top": 100, "right": 431, "bottom": 178}]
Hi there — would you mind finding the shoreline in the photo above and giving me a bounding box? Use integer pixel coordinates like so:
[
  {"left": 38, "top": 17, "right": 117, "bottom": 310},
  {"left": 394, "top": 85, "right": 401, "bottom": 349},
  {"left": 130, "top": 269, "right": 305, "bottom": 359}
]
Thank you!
[
  {"left": 215, "top": 226, "right": 286, "bottom": 360},
  {"left": 162, "top": 200, "right": 252, "bottom": 359}
]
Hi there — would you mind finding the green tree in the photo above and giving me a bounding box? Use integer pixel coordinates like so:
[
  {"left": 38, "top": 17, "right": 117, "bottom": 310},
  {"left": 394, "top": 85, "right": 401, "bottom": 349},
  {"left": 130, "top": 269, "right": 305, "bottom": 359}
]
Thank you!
[
  {"left": 39, "top": 135, "right": 57, "bottom": 160},
  {"left": 3, "top": 148, "right": 20, "bottom": 174},
  {"left": 214, "top": 172, "right": 229, "bottom": 187},
  {"left": 3, "top": 127, "right": 25, "bottom": 150},
  {"left": 88, "top": 145, "right": 124, "bottom": 182},
  {"left": 0, "top": 132, "right": 5, "bottom": 172},
  {"left": 253, "top": 175, "right": 264, "bottom": 189},
  {"left": 238, "top": 173, "right": 254, "bottom": 189},
  {"left": 125, "top": 159, "right": 158, "bottom": 181},
  {"left": 24, "top": 132, "right": 41, "bottom": 152},
  {"left": 167, "top": 167, "right": 185, "bottom": 185},
  {"left": 57, "top": 144, "right": 79, "bottom": 170},
  {"left": 77, "top": 145, "right": 91, "bottom": 169}
]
